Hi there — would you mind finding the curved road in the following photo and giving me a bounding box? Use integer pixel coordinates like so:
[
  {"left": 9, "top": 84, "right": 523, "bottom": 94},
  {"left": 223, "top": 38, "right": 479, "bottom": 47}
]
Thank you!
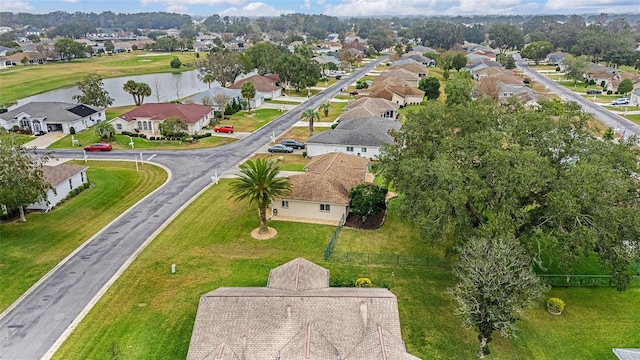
[
  {"left": 513, "top": 53, "right": 640, "bottom": 139},
  {"left": 0, "top": 57, "right": 386, "bottom": 360}
]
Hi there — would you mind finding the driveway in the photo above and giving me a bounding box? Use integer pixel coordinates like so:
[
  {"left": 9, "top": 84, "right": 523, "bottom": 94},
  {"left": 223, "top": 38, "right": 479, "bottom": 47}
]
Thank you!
[
  {"left": 0, "top": 57, "right": 386, "bottom": 360},
  {"left": 22, "top": 131, "right": 66, "bottom": 149},
  {"left": 513, "top": 54, "right": 640, "bottom": 139}
]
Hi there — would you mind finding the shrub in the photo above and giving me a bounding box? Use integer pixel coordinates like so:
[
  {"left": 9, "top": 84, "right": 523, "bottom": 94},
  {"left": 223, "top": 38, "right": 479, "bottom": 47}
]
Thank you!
[
  {"left": 302, "top": 150, "right": 307, "bottom": 157},
  {"left": 83, "top": 182, "right": 91, "bottom": 189},
  {"left": 589, "top": 79, "right": 595, "bottom": 85},
  {"left": 335, "top": 75, "right": 341, "bottom": 80},
  {"left": 547, "top": 297, "right": 565, "bottom": 314},
  {"left": 555, "top": 66, "right": 560, "bottom": 71},
  {"left": 69, "top": 127, "right": 76, "bottom": 135},
  {"left": 149, "top": 136, "right": 156, "bottom": 140},
  {"left": 170, "top": 57, "right": 181, "bottom": 68},
  {"left": 139, "top": 134, "right": 147, "bottom": 139},
  {"left": 355, "top": 278, "right": 372, "bottom": 288},
  {"left": 600, "top": 80, "right": 606, "bottom": 87},
  {"left": 607, "top": 90, "right": 613, "bottom": 95}
]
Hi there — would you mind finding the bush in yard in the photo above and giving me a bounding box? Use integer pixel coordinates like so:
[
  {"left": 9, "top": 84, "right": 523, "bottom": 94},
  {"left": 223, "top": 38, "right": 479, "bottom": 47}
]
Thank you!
[
  {"left": 547, "top": 298, "right": 565, "bottom": 315},
  {"left": 555, "top": 66, "right": 560, "bottom": 71},
  {"left": 69, "top": 127, "right": 75, "bottom": 134},
  {"left": 355, "top": 278, "right": 372, "bottom": 288},
  {"left": 170, "top": 57, "right": 181, "bottom": 68},
  {"left": 150, "top": 136, "right": 156, "bottom": 140}
]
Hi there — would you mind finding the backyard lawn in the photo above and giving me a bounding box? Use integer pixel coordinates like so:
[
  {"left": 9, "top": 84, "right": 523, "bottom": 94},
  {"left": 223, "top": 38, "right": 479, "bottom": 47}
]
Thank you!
[
  {"left": 52, "top": 182, "right": 640, "bottom": 360},
  {"left": 0, "top": 51, "right": 197, "bottom": 104},
  {"left": 0, "top": 160, "right": 168, "bottom": 312}
]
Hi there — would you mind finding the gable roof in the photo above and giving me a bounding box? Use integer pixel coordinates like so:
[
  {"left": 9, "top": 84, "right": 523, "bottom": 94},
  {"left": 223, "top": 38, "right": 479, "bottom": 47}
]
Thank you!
[
  {"left": 344, "top": 97, "right": 399, "bottom": 114},
  {"left": 229, "top": 74, "right": 280, "bottom": 92},
  {"left": 0, "top": 102, "right": 102, "bottom": 124},
  {"left": 187, "top": 258, "right": 421, "bottom": 360},
  {"left": 390, "top": 62, "right": 430, "bottom": 76},
  {"left": 41, "top": 164, "right": 87, "bottom": 187},
  {"left": 185, "top": 87, "right": 241, "bottom": 105},
  {"left": 382, "top": 68, "right": 421, "bottom": 82},
  {"left": 308, "top": 117, "right": 400, "bottom": 148},
  {"left": 267, "top": 258, "right": 329, "bottom": 291},
  {"left": 116, "top": 103, "right": 213, "bottom": 124},
  {"left": 286, "top": 153, "right": 369, "bottom": 204}
]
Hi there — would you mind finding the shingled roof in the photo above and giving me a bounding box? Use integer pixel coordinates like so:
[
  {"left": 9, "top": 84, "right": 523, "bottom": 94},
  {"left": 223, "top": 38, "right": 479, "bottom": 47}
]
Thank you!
[
  {"left": 116, "top": 103, "right": 213, "bottom": 124},
  {"left": 0, "top": 102, "right": 102, "bottom": 124},
  {"left": 342, "top": 97, "right": 399, "bottom": 118},
  {"left": 308, "top": 117, "right": 400, "bottom": 148},
  {"left": 187, "top": 258, "right": 421, "bottom": 360},
  {"left": 229, "top": 74, "right": 280, "bottom": 92},
  {"left": 41, "top": 164, "right": 87, "bottom": 187}
]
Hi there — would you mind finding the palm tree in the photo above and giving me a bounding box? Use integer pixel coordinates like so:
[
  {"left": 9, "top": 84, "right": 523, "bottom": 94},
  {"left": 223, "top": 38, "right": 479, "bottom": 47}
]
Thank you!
[
  {"left": 230, "top": 159, "right": 291, "bottom": 234},
  {"left": 201, "top": 72, "right": 215, "bottom": 88},
  {"left": 123, "top": 80, "right": 151, "bottom": 106},
  {"left": 94, "top": 121, "right": 115, "bottom": 140},
  {"left": 318, "top": 101, "right": 332, "bottom": 117},
  {"left": 241, "top": 82, "right": 256, "bottom": 112},
  {"left": 302, "top": 108, "right": 320, "bottom": 137}
]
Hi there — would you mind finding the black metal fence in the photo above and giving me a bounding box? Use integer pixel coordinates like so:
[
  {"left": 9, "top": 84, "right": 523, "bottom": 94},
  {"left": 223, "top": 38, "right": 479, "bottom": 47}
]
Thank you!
[
  {"left": 539, "top": 274, "right": 640, "bottom": 288},
  {"left": 323, "top": 215, "right": 343, "bottom": 260}
]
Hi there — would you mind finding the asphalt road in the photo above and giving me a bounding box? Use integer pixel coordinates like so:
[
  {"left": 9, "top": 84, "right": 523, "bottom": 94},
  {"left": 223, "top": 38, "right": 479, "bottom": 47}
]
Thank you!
[
  {"left": 0, "top": 57, "right": 386, "bottom": 360},
  {"left": 513, "top": 53, "right": 640, "bottom": 139}
]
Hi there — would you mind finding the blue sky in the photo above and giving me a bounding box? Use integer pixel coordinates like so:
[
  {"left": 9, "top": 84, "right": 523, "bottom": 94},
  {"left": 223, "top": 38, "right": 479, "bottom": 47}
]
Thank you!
[{"left": 3, "top": 0, "right": 640, "bottom": 17}]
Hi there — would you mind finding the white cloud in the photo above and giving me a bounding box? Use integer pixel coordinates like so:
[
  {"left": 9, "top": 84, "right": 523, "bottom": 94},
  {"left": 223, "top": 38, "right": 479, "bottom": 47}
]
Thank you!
[
  {"left": 302, "top": 0, "right": 311, "bottom": 11},
  {"left": 166, "top": 4, "right": 190, "bottom": 13},
  {"left": 317, "top": 0, "right": 325, "bottom": 4},
  {"left": 2, "top": 0, "right": 34, "bottom": 11},
  {"left": 322, "top": 0, "right": 635, "bottom": 16},
  {"left": 140, "top": 0, "right": 245, "bottom": 6},
  {"left": 543, "top": 0, "right": 640, "bottom": 13},
  {"left": 61, "top": 0, "right": 82, "bottom": 3},
  {"left": 219, "top": 2, "right": 295, "bottom": 16}
]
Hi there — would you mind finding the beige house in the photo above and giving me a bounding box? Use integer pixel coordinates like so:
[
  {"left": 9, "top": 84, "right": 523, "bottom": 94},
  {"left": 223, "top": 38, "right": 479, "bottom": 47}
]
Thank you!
[
  {"left": 358, "top": 77, "right": 425, "bottom": 107},
  {"left": 272, "top": 153, "right": 370, "bottom": 225},
  {"left": 390, "top": 62, "right": 430, "bottom": 78},
  {"left": 380, "top": 68, "right": 421, "bottom": 87},
  {"left": 341, "top": 97, "right": 399, "bottom": 119},
  {"left": 110, "top": 103, "right": 214, "bottom": 136},
  {"left": 187, "top": 257, "right": 421, "bottom": 360}
]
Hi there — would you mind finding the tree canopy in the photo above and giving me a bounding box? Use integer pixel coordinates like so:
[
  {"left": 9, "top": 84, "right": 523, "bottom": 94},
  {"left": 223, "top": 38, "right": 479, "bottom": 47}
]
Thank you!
[
  {"left": 158, "top": 116, "right": 187, "bottom": 138},
  {"left": 123, "top": 80, "right": 151, "bottom": 106},
  {"left": 419, "top": 76, "right": 441, "bottom": 101},
  {"left": 54, "top": 38, "right": 86, "bottom": 61},
  {"left": 0, "top": 133, "right": 53, "bottom": 222},
  {"left": 520, "top": 41, "right": 553, "bottom": 65},
  {"left": 198, "top": 50, "right": 247, "bottom": 88},
  {"left": 241, "top": 82, "right": 256, "bottom": 111},
  {"left": 348, "top": 184, "right": 387, "bottom": 223},
  {"left": 379, "top": 99, "right": 640, "bottom": 291},
  {"left": 94, "top": 121, "right": 115, "bottom": 140},
  {"left": 488, "top": 23, "right": 524, "bottom": 52},
  {"left": 72, "top": 73, "right": 113, "bottom": 108}
]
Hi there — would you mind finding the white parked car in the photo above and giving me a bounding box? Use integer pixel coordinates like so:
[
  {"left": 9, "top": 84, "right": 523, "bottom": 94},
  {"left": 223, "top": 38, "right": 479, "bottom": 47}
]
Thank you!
[{"left": 611, "top": 98, "right": 630, "bottom": 105}]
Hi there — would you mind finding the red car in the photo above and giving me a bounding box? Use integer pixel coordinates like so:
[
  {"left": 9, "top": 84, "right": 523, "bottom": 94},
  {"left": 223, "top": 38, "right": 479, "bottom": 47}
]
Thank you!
[
  {"left": 84, "top": 142, "right": 112, "bottom": 152},
  {"left": 213, "top": 125, "right": 234, "bottom": 133}
]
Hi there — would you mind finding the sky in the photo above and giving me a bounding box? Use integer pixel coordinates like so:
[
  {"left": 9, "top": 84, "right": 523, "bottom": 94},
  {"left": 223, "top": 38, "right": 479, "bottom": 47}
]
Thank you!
[{"left": 2, "top": 0, "right": 639, "bottom": 18}]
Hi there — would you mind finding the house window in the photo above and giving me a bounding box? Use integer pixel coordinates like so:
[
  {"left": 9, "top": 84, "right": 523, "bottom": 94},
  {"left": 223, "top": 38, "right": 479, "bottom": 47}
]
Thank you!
[
  {"left": 116, "top": 124, "right": 122, "bottom": 130},
  {"left": 281, "top": 200, "right": 289, "bottom": 208},
  {"left": 137, "top": 121, "right": 142, "bottom": 130},
  {"left": 320, "top": 203, "right": 330, "bottom": 212},
  {"left": 81, "top": 172, "right": 84, "bottom": 182},
  {"left": 361, "top": 147, "right": 367, "bottom": 153},
  {"left": 143, "top": 122, "right": 148, "bottom": 130},
  {"left": 68, "top": 179, "right": 73, "bottom": 190},
  {"left": 346, "top": 146, "right": 354, "bottom": 152}
]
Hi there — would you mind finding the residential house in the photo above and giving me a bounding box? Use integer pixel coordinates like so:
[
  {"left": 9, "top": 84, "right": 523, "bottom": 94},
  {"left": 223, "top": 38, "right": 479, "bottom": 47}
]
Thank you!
[
  {"left": 630, "top": 88, "right": 640, "bottom": 106},
  {"left": 312, "top": 54, "right": 340, "bottom": 66},
  {"left": 341, "top": 97, "right": 399, "bottom": 119},
  {"left": 185, "top": 87, "right": 242, "bottom": 111},
  {"left": 357, "top": 77, "right": 425, "bottom": 107},
  {"left": 187, "top": 257, "right": 421, "bottom": 360},
  {"left": 324, "top": 33, "right": 340, "bottom": 42},
  {"left": 510, "top": 88, "right": 547, "bottom": 108},
  {"left": 28, "top": 163, "right": 88, "bottom": 211},
  {"left": 0, "top": 45, "right": 14, "bottom": 56},
  {"left": 5, "top": 51, "right": 46, "bottom": 65},
  {"left": 546, "top": 51, "right": 571, "bottom": 65},
  {"left": 610, "top": 71, "right": 640, "bottom": 93},
  {"left": 110, "top": 103, "right": 214, "bottom": 136},
  {"left": 306, "top": 117, "right": 401, "bottom": 159},
  {"left": 380, "top": 68, "right": 421, "bottom": 87},
  {"left": 0, "top": 102, "right": 106, "bottom": 134},
  {"left": 462, "top": 42, "right": 497, "bottom": 54},
  {"left": 585, "top": 64, "right": 619, "bottom": 88},
  {"left": 229, "top": 74, "right": 282, "bottom": 107},
  {"left": 390, "top": 62, "right": 429, "bottom": 77},
  {"left": 401, "top": 51, "right": 436, "bottom": 66},
  {"left": 272, "top": 152, "right": 370, "bottom": 225}
]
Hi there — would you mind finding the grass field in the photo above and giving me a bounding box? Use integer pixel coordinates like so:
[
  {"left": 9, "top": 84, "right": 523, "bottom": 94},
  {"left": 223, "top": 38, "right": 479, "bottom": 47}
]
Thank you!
[
  {"left": 52, "top": 185, "right": 640, "bottom": 360},
  {"left": 248, "top": 153, "right": 309, "bottom": 171},
  {"left": 222, "top": 108, "right": 285, "bottom": 132},
  {"left": 0, "top": 160, "right": 168, "bottom": 312},
  {"left": 0, "top": 51, "right": 197, "bottom": 104}
]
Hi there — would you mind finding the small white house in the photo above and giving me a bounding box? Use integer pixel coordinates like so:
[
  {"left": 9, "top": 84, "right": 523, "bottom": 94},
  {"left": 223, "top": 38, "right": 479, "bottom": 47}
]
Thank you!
[
  {"left": 0, "top": 102, "right": 106, "bottom": 134},
  {"left": 28, "top": 164, "right": 88, "bottom": 211}
]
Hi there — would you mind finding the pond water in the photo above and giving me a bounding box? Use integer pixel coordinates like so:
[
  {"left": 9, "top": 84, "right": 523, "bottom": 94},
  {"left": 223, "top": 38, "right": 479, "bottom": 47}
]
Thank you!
[{"left": 15, "top": 69, "right": 218, "bottom": 108}]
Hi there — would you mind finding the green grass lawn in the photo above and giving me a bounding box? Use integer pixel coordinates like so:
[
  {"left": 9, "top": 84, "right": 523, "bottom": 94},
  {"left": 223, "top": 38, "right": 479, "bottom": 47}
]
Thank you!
[
  {"left": 264, "top": 99, "right": 301, "bottom": 105},
  {"left": 47, "top": 131, "right": 236, "bottom": 150},
  {"left": 106, "top": 105, "right": 137, "bottom": 120},
  {"left": 223, "top": 108, "right": 284, "bottom": 132},
  {"left": 0, "top": 51, "right": 197, "bottom": 104},
  {"left": 249, "top": 153, "right": 309, "bottom": 171},
  {"left": 0, "top": 160, "right": 168, "bottom": 312},
  {"left": 52, "top": 182, "right": 640, "bottom": 360}
]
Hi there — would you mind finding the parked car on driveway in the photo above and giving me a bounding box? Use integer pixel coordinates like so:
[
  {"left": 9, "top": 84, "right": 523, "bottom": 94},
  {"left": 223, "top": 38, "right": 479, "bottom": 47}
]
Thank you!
[
  {"left": 267, "top": 144, "right": 294, "bottom": 153},
  {"left": 84, "top": 142, "right": 112, "bottom": 152},
  {"left": 586, "top": 89, "right": 602, "bottom": 95},
  {"left": 611, "top": 98, "right": 629, "bottom": 105},
  {"left": 213, "top": 125, "right": 234, "bottom": 133},
  {"left": 281, "top": 139, "right": 305, "bottom": 149}
]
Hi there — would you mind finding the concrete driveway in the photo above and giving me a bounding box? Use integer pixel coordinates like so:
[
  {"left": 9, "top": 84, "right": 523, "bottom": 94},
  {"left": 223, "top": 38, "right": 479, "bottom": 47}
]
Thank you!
[
  {"left": 0, "top": 56, "right": 387, "bottom": 360},
  {"left": 22, "top": 131, "right": 66, "bottom": 149}
]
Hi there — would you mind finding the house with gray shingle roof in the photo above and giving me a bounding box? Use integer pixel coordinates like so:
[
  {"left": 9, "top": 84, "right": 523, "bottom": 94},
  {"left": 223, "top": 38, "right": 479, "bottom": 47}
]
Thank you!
[
  {"left": 28, "top": 163, "right": 88, "bottom": 211},
  {"left": 341, "top": 97, "right": 399, "bottom": 120},
  {"left": 306, "top": 117, "right": 401, "bottom": 159},
  {"left": 184, "top": 87, "right": 242, "bottom": 111},
  {"left": 0, "top": 102, "right": 106, "bottom": 134},
  {"left": 188, "top": 258, "right": 420, "bottom": 360},
  {"left": 613, "top": 348, "right": 640, "bottom": 360},
  {"left": 271, "top": 152, "right": 370, "bottom": 225}
]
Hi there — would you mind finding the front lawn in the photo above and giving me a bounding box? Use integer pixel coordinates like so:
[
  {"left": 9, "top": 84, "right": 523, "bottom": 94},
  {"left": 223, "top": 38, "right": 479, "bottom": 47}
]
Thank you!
[
  {"left": 223, "top": 108, "right": 284, "bottom": 131},
  {"left": 52, "top": 180, "right": 640, "bottom": 359},
  {"left": 0, "top": 160, "right": 168, "bottom": 312},
  {"left": 248, "top": 153, "right": 309, "bottom": 171}
]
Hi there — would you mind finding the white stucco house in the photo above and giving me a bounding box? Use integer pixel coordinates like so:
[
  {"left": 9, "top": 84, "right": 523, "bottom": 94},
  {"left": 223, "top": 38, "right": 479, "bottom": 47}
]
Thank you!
[
  {"left": 306, "top": 117, "right": 401, "bottom": 159},
  {"left": 271, "top": 152, "right": 370, "bottom": 225},
  {"left": 110, "top": 103, "right": 215, "bottom": 136},
  {"left": 228, "top": 74, "right": 282, "bottom": 108},
  {"left": 28, "top": 163, "right": 88, "bottom": 211},
  {"left": 0, "top": 102, "right": 106, "bottom": 134}
]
